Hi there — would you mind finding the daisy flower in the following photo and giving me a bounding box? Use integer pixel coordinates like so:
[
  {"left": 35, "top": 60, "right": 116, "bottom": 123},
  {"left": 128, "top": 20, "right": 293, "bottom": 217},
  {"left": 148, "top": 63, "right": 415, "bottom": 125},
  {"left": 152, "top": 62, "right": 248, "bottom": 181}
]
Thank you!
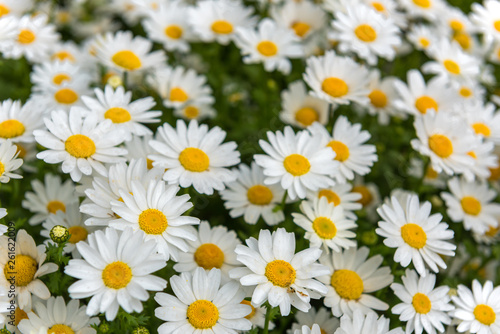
[
  {"left": 360, "top": 0, "right": 407, "bottom": 28},
  {"left": 330, "top": 4, "right": 401, "bottom": 65},
  {"left": 407, "top": 24, "right": 438, "bottom": 52},
  {"left": 292, "top": 197, "right": 357, "bottom": 252},
  {"left": 279, "top": 80, "right": 329, "bottom": 129},
  {"left": 49, "top": 41, "right": 86, "bottom": 65},
  {"left": 94, "top": 30, "right": 166, "bottom": 73},
  {"left": 0, "top": 139, "right": 23, "bottom": 183},
  {"left": 391, "top": 269, "right": 453, "bottom": 334},
  {"left": 255, "top": 126, "right": 338, "bottom": 200},
  {"left": 149, "top": 119, "right": 240, "bottom": 195},
  {"left": 22, "top": 173, "right": 78, "bottom": 226},
  {"left": 109, "top": 179, "right": 200, "bottom": 261},
  {"left": 365, "top": 70, "right": 403, "bottom": 125},
  {"left": 0, "top": 230, "right": 58, "bottom": 309},
  {"left": 352, "top": 179, "right": 382, "bottom": 219},
  {"left": 188, "top": 0, "right": 256, "bottom": 45},
  {"left": 17, "top": 296, "right": 99, "bottom": 334},
  {"left": 376, "top": 194, "right": 456, "bottom": 276},
  {"left": 124, "top": 134, "right": 156, "bottom": 168},
  {"left": 441, "top": 177, "right": 500, "bottom": 235},
  {"left": 0, "top": 15, "right": 17, "bottom": 51},
  {"left": 173, "top": 221, "right": 241, "bottom": 282},
  {"left": 241, "top": 297, "right": 271, "bottom": 330},
  {"left": 295, "top": 324, "right": 322, "bottom": 334},
  {"left": 303, "top": 51, "right": 370, "bottom": 105},
  {"left": 173, "top": 102, "right": 216, "bottom": 122},
  {"left": 0, "top": 99, "right": 44, "bottom": 144},
  {"left": 234, "top": 18, "right": 304, "bottom": 75},
  {"left": 306, "top": 184, "right": 362, "bottom": 220},
  {"left": 452, "top": 280, "right": 500, "bottom": 334},
  {"left": 0, "top": 0, "right": 33, "bottom": 17},
  {"left": 31, "top": 60, "right": 93, "bottom": 94},
  {"left": 334, "top": 309, "right": 404, "bottom": 334},
  {"left": 230, "top": 228, "right": 329, "bottom": 316},
  {"left": 470, "top": 0, "right": 500, "bottom": 44},
  {"left": 463, "top": 136, "right": 497, "bottom": 181},
  {"left": 65, "top": 228, "right": 168, "bottom": 321},
  {"left": 463, "top": 101, "right": 500, "bottom": 144},
  {"left": 220, "top": 162, "right": 285, "bottom": 226},
  {"left": 34, "top": 108, "right": 127, "bottom": 182},
  {"left": 310, "top": 117, "right": 377, "bottom": 183},
  {"left": 270, "top": 0, "right": 327, "bottom": 40},
  {"left": 81, "top": 85, "right": 161, "bottom": 141},
  {"left": 398, "top": 0, "right": 445, "bottom": 21},
  {"left": 318, "top": 246, "right": 393, "bottom": 317},
  {"left": 155, "top": 267, "right": 252, "bottom": 334},
  {"left": 290, "top": 307, "right": 340, "bottom": 334}
]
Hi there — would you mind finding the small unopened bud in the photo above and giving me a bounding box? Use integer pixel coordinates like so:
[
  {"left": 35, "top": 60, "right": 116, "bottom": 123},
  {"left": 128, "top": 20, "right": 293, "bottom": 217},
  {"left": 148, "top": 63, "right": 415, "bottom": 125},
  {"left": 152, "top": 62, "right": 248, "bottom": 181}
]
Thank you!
[
  {"left": 50, "top": 225, "right": 69, "bottom": 243},
  {"left": 0, "top": 328, "right": 12, "bottom": 334},
  {"left": 98, "top": 323, "right": 110, "bottom": 333},
  {"left": 107, "top": 75, "right": 123, "bottom": 88},
  {"left": 361, "top": 230, "right": 378, "bottom": 246},
  {"left": 132, "top": 327, "right": 150, "bottom": 334}
]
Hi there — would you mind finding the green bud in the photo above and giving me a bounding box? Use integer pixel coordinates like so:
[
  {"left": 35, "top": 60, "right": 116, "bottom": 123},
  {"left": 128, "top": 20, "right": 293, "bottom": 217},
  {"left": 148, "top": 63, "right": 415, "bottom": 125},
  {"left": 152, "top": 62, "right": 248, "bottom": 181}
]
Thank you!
[
  {"left": 0, "top": 329, "right": 12, "bottom": 334},
  {"left": 361, "top": 230, "right": 378, "bottom": 246},
  {"left": 50, "top": 225, "right": 69, "bottom": 243},
  {"left": 132, "top": 327, "right": 150, "bottom": 334},
  {"left": 98, "top": 323, "right": 110, "bottom": 333}
]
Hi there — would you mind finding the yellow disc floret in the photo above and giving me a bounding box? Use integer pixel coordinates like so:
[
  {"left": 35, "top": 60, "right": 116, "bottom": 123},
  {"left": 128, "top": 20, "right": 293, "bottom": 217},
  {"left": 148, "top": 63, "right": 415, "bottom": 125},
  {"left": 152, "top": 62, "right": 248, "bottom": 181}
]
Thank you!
[
  {"left": 294, "top": 107, "right": 318, "bottom": 126},
  {"left": 65, "top": 134, "right": 96, "bottom": 158},
  {"left": 291, "top": 21, "right": 311, "bottom": 37},
  {"left": 401, "top": 223, "right": 427, "bottom": 249},
  {"left": 0, "top": 5, "right": 10, "bottom": 17},
  {"left": 187, "top": 300, "right": 219, "bottom": 329},
  {"left": 265, "top": 260, "right": 296, "bottom": 288},
  {"left": 111, "top": 50, "right": 142, "bottom": 71},
  {"left": 428, "top": 134, "right": 453, "bottom": 158},
  {"left": 18, "top": 30, "right": 35, "bottom": 44},
  {"left": 165, "top": 25, "right": 183, "bottom": 39},
  {"left": 460, "top": 196, "right": 481, "bottom": 216},
  {"left": 415, "top": 96, "right": 438, "bottom": 114},
  {"left": 68, "top": 226, "right": 88, "bottom": 244},
  {"left": 474, "top": 304, "right": 496, "bottom": 325},
  {"left": 194, "top": 243, "right": 225, "bottom": 270},
  {"left": 104, "top": 107, "right": 131, "bottom": 123},
  {"left": 412, "top": 293, "right": 432, "bottom": 314},
  {"left": 322, "top": 77, "right": 349, "bottom": 98},
  {"left": 494, "top": 20, "right": 500, "bottom": 33},
  {"left": 256, "top": 41, "right": 278, "bottom": 57},
  {"left": 53, "top": 74, "right": 71, "bottom": 85},
  {"left": 412, "top": 0, "right": 431, "bottom": 8},
  {"left": 247, "top": 185, "right": 273, "bottom": 205},
  {"left": 4, "top": 254, "right": 38, "bottom": 287},
  {"left": 170, "top": 87, "right": 189, "bottom": 102},
  {"left": 354, "top": 24, "right": 377, "bottom": 42},
  {"left": 240, "top": 300, "right": 256, "bottom": 319},
  {"left": 211, "top": 20, "right": 233, "bottom": 34},
  {"left": 352, "top": 185, "right": 373, "bottom": 206},
  {"left": 179, "top": 147, "right": 210, "bottom": 172},
  {"left": 47, "top": 324, "right": 75, "bottom": 334},
  {"left": 327, "top": 140, "right": 350, "bottom": 162},
  {"left": 102, "top": 261, "right": 132, "bottom": 289},
  {"left": 318, "top": 189, "right": 341, "bottom": 206},
  {"left": 0, "top": 119, "right": 25, "bottom": 139},
  {"left": 184, "top": 106, "right": 199, "bottom": 119},
  {"left": 283, "top": 154, "right": 311, "bottom": 176},
  {"left": 368, "top": 89, "right": 388, "bottom": 108},
  {"left": 472, "top": 123, "right": 491, "bottom": 137},
  {"left": 14, "top": 307, "right": 28, "bottom": 326},
  {"left": 138, "top": 208, "right": 168, "bottom": 235},
  {"left": 312, "top": 217, "right": 337, "bottom": 239},
  {"left": 443, "top": 60, "right": 460, "bottom": 75},
  {"left": 330, "top": 269, "right": 364, "bottom": 300},
  {"left": 54, "top": 88, "right": 78, "bottom": 105},
  {"left": 47, "top": 200, "right": 66, "bottom": 214}
]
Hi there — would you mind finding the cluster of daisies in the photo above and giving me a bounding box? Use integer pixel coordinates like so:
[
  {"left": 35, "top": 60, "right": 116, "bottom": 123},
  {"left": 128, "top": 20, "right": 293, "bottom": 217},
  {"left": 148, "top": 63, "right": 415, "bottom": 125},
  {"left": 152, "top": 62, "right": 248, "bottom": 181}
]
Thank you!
[{"left": 0, "top": 0, "right": 499, "bottom": 333}]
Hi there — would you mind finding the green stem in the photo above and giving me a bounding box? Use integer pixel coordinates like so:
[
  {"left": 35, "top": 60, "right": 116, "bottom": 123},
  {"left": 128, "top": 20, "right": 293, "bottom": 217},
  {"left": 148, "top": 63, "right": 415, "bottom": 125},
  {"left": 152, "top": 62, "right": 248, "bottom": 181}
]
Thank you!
[
  {"left": 263, "top": 303, "right": 272, "bottom": 334},
  {"left": 273, "top": 190, "right": 287, "bottom": 213},
  {"left": 122, "top": 71, "right": 128, "bottom": 90}
]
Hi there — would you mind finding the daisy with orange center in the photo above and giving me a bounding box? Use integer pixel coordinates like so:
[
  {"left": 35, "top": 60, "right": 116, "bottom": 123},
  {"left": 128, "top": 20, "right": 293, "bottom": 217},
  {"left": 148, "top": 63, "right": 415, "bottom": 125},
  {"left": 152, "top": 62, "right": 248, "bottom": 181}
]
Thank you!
[
  {"left": 306, "top": 183, "right": 362, "bottom": 220},
  {"left": 471, "top": 0, "right": 500, "bottom": 45},
  {"left": 270, "top": 0, "right": 327, "bottom": 40},
  {"left": 0, "top": 99, "right": 43, "bottom": 144},
  {"left": 364, "top": 69, "right": 404, "bottom": 125}
]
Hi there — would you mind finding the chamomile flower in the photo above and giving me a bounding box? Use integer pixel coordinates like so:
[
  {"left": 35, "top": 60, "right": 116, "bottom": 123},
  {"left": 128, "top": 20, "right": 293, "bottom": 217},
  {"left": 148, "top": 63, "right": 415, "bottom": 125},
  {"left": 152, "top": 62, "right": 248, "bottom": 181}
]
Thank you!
[
  {"left": 391, "top": 269, "right": 453, "bottom": 334},
  {"left": 0, "top": 15, "right": 16, "bottom": 51},
  {"left": 0, "top": 0, "right": 33, "bottom": 17},
  {"left": 295, "top": 324, "right": 322, "bottom": 334},
  {"left": 270, "top": 0, "right": 327, "bottom": 40},
  {"left": 124, "top": 134, "right": 156, "bottom": 168},
  {"left": 451, "top": 280, "right": 500, "bottom": 334},
  {"left": 234, "top": 18, "right": 304, "bottom": 75},
  {"left": 292, "top": 196, "right": 357, "bottom": 252},
  {"left": 220, "top": 162, "right": 285, "bottom": 226},
  {"left": 149, "top": 119, "right": 240, "bottom": 195},
  {"left": 81, "top": 85, "right": 161, "bottom": 141},
  {"left": 65, "top": 228, "right": 168, "bottom": 321},
  {"left": 463, "top": 136, "right": 497, "bottom": 181},
  {"left": 0, "top": 99, "right": 44, "bottom": 144},
  {"left": 330, "top": 4, "right": 401, "bottom": 65},
  {"left": 155, "top": 268, "right": 252, "bottom": 334},
  {"left": 173, "top": 102, "right": 216, "bottom": 122},
  {"left": 318, "top": 246, "right": 393, "bottom": 317},
  {"left": 0, "top": 229, "right": 58, "bottom": 309},
  {"left": 241, "top": 298, "right": 270, "bottom": 330},
  {"left": 306, "top": 184, "right": 362, "bottom": 220},
  {"left": 94, "top": 30, "right": 166, "bottom": 73},
  {"left": 376, "top": 194, "right": 456, "bottom": 276},
  {"left": 254, "top": 126, "right": 337, "bottom": 200},
  {"left": 22, "top": 173, "right": 78, "bottom": 226},
  {"left": 17, "top": 296, "right": 99, "bottom": 334},
  {"left": 230, "top": 228, "right": 329, "bottom": 316},
  {"left": 463, "top": 101, "right": 500, "bottom": 144},
  {"left": 289, "top": 308, "right": 340, "bottom": 334},
  {"left": 365, "top": 70, "right": 403, "bottom": 125},
  {"left": 173, "top": 221, "right": 241, "bottom": 282},
  {"left": 334, "top": 309, "right": 404, "bottom": 334},
  {"left": 279, "top": 80, "right": 329, "bottom": 128},
  {"left": 398, "top": 0, "right": 445, "bottom": 21},
  {"left": 407, "top": 25, "right": 438, "bottom": 51},
  {"left": 352, "top": 179, "right": 382, "bottom": 219},
  {"left": 441, "top": 177, "right": 500, "bottom": 235},
  {"left": 34, "top": 108, "right": 127, "bottom": 182},
  {"left": 0, "top": 139, "right": 23, "bottom": 183},
  {"left": 49, "top": 41, "right": 86, "bottom": 65},
  {"left": 303, "top": 51, "right": 370, "bottom": 105},
  {"left": 109, "top": 179, "right": 200, "bottom": 261},
  {"left": 470, "top": 0, "right": 500, "bottom": 44},
  {"left": 31, "top": 60, "right": 92, "bottom": 93}
]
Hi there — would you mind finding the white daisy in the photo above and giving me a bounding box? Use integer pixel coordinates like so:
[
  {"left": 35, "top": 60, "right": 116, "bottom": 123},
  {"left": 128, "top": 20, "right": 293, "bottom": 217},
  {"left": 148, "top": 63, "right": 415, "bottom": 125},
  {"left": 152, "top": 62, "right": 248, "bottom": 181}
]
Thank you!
[
  {"left": 334, "top": 309, "right": 404, "bottom": 334},
  {"left": 295, "top": 324, "right": 323, "bottom": 334},
  {"left": 49, "top": 41, "right": 87, "bottom": 65},
  {"left": 306, "top": 183, "right": 362, "bottom": 220},
  {"left": 124, "top": 134, "right": 156, "bottom": 168},
  {"left": 30, "top": 75, "right": 92, "bottom": 112},
  {"left": 376, "top": 194, "right": 456, "bottom": 276},
  {"left": 0, "top": 15, "right": 17, "bottom": 53},
  {"left": 463, "top": 136, "right": 497, "bottom": 181},
  {"left": 318, "top": 246, "right": 393, "bottom": 317},
  {"left": 289, "top": 307, "right": 340, "bottom": 334},
  {"left": 31, "top": 60, "right": 93, "bottom": 94},
  {"left": 0, "top": 139, "right": 22, "bottom": 183},
  {"left": 155, "top": 267, "right": 252, "bottom": 334},
  {"left": 230, "top": 228, "right": 329, "bottom": 316},
  {"left": 0, "top": 99, "right": 44, "bottom": 144},
  {"left": 407, "top": 24, "right": 438, "bottom": 51},
  {"left": 64, "top": 228, "right": 167, "bottom": 321},
  {"left": 173, "top": 102, "right": 216, "bottom": 122},
  {"left": 470, "top": 0, "right": 500, "bottom": 45},
  {"left": 0, "top": 0, "right": 33, "bottom": 17},
  {"left": 149, "top": 119, "right": 240, "bottom": 195},
  {"left": 270, "top": 0, "right": 327, "bottom": 40},
  {"left": 398, "top": 0, "right": 445, "bottom": 21},
  {"left": 240, "top": 297, "right": 270, "bottom": 330},
  {"left": 365, "top": 70, "right": 404, "bottom": 125},
  {"left": 292, "top": 196, "right": 357, "bottom": 252},
  {"left": 220, "top": 162, "right": 285, "bottom": 226},
  {"left": 391, "top": 269, "right": 453, "bottom": 334},
  {"left": 441, "top": 177, "right": 500, "bottom": 235},
  {"left": 34, "top": 108, "right": 127, "bottom": 182},
  {"left": 463, "top": 101, "right": 500, "bottom": 144}
]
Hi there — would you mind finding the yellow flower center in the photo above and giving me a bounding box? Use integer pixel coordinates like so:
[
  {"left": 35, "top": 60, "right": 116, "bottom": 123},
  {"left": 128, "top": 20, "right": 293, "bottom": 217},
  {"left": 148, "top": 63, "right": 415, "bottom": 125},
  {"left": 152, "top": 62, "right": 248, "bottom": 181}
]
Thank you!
[
  {"left": 184, "top": 106, "right": 199, "bottom": 119},
  {"left": 331, "top": 269, "right": 364, "bottom": 300},
  {"left": 14, "top": 307, "right": 28, "bottom": 326},
  {"left": 138, "top": 208, "right": 168, "bottom": 235},
  {"left": 104, "top": 107, "right": 131, "bottom": 123},
  {"left": 468, "top": 151, "right": 477, "bottom": 159},
  {"left": 318, "top": 189, "right": 341, "bottom": 206},
  {"left": 68, "top": 226, "right": 88, "bottom": 244},
  {"left": 472, "top": 123, "right": 491, "bottom": 137},
  {"left": 493, "top": 20, "right": 500, "bottom": 32},
  {"left": 0, "top": 5, "right": 10, "bottom": 17},
  {"left": 111, "top": 50, "right": 142, "bottom": 71},
  {"left": 179, "top": 147, "right": 210, "bottom": 172},
  {"left": 102, "top": 261, "right": 132, "bottom": 289},
  {"left": 265, "top": 260, "right": 296, "bottom": 288},
  {"left": 352, "top": 185, "right": 373, "bottom": 206},
  {"left": 453, "top": 32, "right": 471, "bottom": 50},
  {"left": 187, "top": 300, "right": 219, "bottom": 329},
  {"left": 240, "top": 300, "right": 256, "bottom": 319},
  {"left": 47, "top": 324, "right": 75, "bottom": 334},
  {"left": 211, "top": 20, "right": 233, "bottom": 34},
  {"left": 52, "top": 51, "right": 75, "bottom": 62},
  {"left": 18, "top": 29, "right": 35, "bottom": 44},
  {"left": 450, "top": 20, "right": 464, "bottom": 31},
  {"left": 0, "top": 162, "right": 4, "bottom": 176},
  {"left": 294, "top": 107, "right": 318, "bottom": 126},
  {"left": 369, "top": 89, "right": 388, "bottom": 108},
  {"left": 415, "top": 96, "right": 438, "bottom": 114},
  {"left": 247, "top": 185, "right": 273, "bottom": 205},
  {"left": 194, "top": 243, "right": 225, "bottom": 270},
  {"left": 65, "top": 134, "right": 96, "bottom": 158},
  {"left": 428, "top": 134, "right": 453, "bottom": 158},
  {"left": 53, "top": 74, "right": 71, "bottom": 85},
  {"left": 401, "top": 223, "right": 427, "bottom": 249},
  {"left": 15, "top": 143, "right": 27, "bottom": 159},
  {"left": 461, "top": 196, "right": 481, "bottom": 216},
  {"left": 419, "top": 37, "right": 430, "bottom": 48},
  {"left": 354, "top": 24, "right": 377, "bottom": 42},
  {"left": 283, "top": 154, "right": 311, "bottom": 176},
  {"left": 412, "top": 293, "right": 432, "bottom": 314},
  {"left": 322, "top": 77, "right": 349, "bottom": 98},
  {"left": 312, "top": 216, "right": 337, "bottom": 239},
  {"left": 256, "top": 40, "right": 278, "bottom": 57},
  {"left": 54, "top": 88, "right": 78, "bottom": 105},
  {"left": 4, "top": 254, "right": 38, "bottom": 287},
  {"left": 46, "top": 200, "right": 66, "bottom": 214},
  {"left": 413, "top": 0, "right": 431, "bottom": 8},
  {"left": 459, "top": 87, "right": 473, "bottom": 98},
  {"left": 474, "top": 304, "right": 496, "bottom": 325},
  {"left": 443, "top": 59, "right": 460, "bottom": 75},
  {"left": 371, "top": 2, "right": 385, "bottom": 11},
  {"left": 327, "top": 140, "right": 350, "bottom": 162},
  {"left": 165, "top": 25, "right": 183, "bottom": 39},
  {"left": 485, "top": 225, "right": 500, "bottom": 237},
  {"left": 146, "top": 158, "right": 154, "bottom": 169},
  {"left": 170, "top": 87, "right": 189, "bottom": 102},
  {"left": 0, "top": 119, "right": 25, "bottom": 139},
  {"left": 291, "top": 21, "right": 311, "bottom": 37},
  {"left": 425, "top": 166, "right": 438, "bottom": 179}
]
